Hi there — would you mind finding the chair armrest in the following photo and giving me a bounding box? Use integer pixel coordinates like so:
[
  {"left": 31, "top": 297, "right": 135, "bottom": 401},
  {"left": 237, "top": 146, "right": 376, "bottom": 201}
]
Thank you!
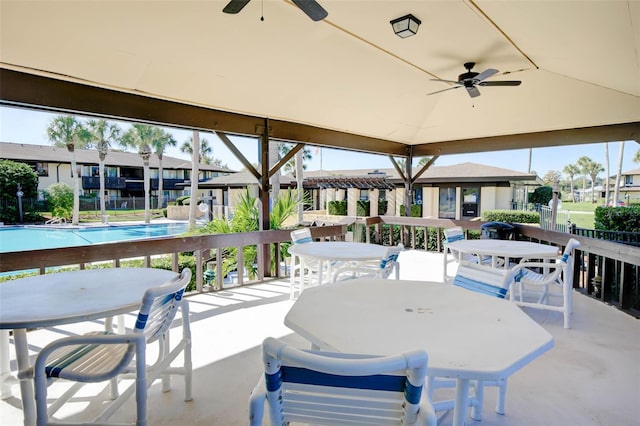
[
  {"left": 24, "top": 333, "right": 146, "bottom": 382},
  {"left": 511, "top": 262, "right": 563, "bottom": 286}
]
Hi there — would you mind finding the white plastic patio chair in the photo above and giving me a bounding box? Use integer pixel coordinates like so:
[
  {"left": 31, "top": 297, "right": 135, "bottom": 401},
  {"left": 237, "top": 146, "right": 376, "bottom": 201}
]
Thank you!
[
  {"left": 509, "top": 238, "right": 581, "bottom": 329},
  {"left": 331, "top": 243, "right": 403, "bottom": 282},
  {"left": 249, "top": 337, "right": 437, "bottom": 426},
  {"left": 20, "top": 268, "right": 193, "bottom": 426},
  {"left": 289, "top": 228, "right": 323, "bottom": 299},
  {"left": 442, "top": 226, "right": 498, "bottom": 283}
]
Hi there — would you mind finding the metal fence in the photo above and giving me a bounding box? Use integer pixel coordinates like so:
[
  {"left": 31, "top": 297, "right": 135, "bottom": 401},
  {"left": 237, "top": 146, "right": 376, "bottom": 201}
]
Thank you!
[{"left": 538, "top": 205, "right": 571, "bottom": 233}]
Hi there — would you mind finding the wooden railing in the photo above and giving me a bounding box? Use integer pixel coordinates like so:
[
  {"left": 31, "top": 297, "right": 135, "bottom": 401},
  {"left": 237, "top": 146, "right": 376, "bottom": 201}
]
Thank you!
[
  {"left": 356, "top": 216, "right": 640, "bottom": 318},
  {"left": 2, "top": 217, "right": 638, "bottom": 317},
  {"left": 0, "top": 225, "right": 347, "bottom": 291}
]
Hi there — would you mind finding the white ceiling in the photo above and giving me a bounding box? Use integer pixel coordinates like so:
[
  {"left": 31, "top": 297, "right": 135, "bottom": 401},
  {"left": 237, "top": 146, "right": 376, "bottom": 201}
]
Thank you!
[{"left": 1, "top": 0, "right": 639, "bottom": 154}]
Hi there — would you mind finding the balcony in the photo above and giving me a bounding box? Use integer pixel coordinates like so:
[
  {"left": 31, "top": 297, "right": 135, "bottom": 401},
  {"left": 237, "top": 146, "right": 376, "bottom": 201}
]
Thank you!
[{"left": 0, "top": 221, "right": 638, "bottom": 425}]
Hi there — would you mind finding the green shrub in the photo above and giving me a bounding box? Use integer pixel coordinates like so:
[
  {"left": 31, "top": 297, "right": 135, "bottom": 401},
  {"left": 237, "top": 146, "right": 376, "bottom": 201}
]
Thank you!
[
  {"left": 44, "top": 182, "right": 74, "bottom": 219},
  {"left": 328, "top": 200, "right": 347, "bottom": 215},
  {"left": 528, "top": 186, "right": 553, "bottom": 205},
  {"left": 356, "top": 200, "right": 369, "bottom": 216},
  {"left": 0, "top": 160, "right": 39, "bottom": 223},
  {"left": 482, "top": 210, "right": 539, "bottom": 224},
  {"left": 595, "top": 206, "right": 640, "bottom": 232},
  {"left": 175, "top": 195, "right": 190, "bottom": 206},
  {"left": 399, "top": 204, "right": 421, "bottom": 217},
  {"left": 378, "top": 200, "right": 388, "bottom": 215}
]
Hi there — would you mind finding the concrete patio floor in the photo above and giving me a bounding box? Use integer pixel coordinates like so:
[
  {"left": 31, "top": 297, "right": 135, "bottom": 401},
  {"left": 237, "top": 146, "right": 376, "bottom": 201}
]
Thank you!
[{"left": 1, "top": 250, "right": 638, "bottom": 425}]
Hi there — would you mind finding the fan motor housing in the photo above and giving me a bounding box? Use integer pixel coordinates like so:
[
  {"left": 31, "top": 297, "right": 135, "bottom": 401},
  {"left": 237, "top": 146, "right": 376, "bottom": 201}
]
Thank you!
[{"left": 459, "top": 71, "right": 479, "bottom": 82}]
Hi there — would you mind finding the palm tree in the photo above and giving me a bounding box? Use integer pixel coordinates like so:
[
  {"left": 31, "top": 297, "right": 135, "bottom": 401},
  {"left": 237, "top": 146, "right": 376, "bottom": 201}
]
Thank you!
[
  {"left": 585, "top": 160, "right": 604, "bottom": 203},
  {"left": 417, "top": 156, "right": 433, "bottom": 167},
  {"left": 613, "top": 141, "right": 625, "bottom": 206},
  {"left": 120, "top": 124, "right": 159, "bottom": 223},
  {"left": 576, "top": 156, "right": 592, "bottom": 203},
  {"left": 149, "top": 129, "right": 177, "bottom": 209},
  {"left": 180, "top": 136, "right": 217, "bottom": 165},
  {"left": 563, "top": 164, "right": 580, "bottom": 202},
  {"left": 604, "top": 143, "right": 610, "bottom": 206},
  {"left": 86, "top": 119, "right": 121, "bottom": 222},
  {"left": 277, "top": 143, "right": 312, "bottom": 176},
  {"left": 46, "top": 115, "right": 90, "bottom": 225},
  {"left": 633, "top": 149, "right": 640, "bottom": 163}
]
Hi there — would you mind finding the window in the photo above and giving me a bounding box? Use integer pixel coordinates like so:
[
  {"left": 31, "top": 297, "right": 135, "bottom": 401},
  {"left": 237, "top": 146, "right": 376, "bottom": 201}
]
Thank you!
[
  {"left": 35, "top": 162, "right": 48, "bottom": 177},
  {"left": 439, "top": 187, "right": 456, "bottom": 219}
]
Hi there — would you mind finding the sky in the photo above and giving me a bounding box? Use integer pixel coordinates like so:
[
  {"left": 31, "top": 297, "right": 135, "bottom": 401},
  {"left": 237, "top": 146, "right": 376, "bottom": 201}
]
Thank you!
[{"left": 1, "top": 105, "right": 638, "bottom": 177}]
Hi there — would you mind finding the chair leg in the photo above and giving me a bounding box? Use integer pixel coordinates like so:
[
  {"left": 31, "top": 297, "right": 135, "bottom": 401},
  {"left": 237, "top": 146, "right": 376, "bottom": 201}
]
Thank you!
[
  {"left": 135, "top": 347, "right": 148, "bottom": 426},
  {"left": 470, "top": 380, "right": 483, "bottom": 421},
  {"left": 161, "top": 334, "right": 171, "bottom": 393},
  {"left": 495, "top": 378, "right": 507, "bottom": 415},
  {"left": 248, "top": 384, "right": 266, "bottom": 426}
]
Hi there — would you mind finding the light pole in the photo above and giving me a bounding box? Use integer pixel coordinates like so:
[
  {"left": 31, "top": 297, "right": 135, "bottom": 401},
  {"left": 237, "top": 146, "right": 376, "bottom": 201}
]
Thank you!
[{"left": 16, "top": 183, "right": 24, "bottom": 223}]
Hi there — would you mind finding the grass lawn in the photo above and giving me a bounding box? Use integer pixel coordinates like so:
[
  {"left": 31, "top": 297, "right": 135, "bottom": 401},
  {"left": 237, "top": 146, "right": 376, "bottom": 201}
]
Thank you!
[{"left": 562, "top": 202, "right": 597, "bottom": 229}]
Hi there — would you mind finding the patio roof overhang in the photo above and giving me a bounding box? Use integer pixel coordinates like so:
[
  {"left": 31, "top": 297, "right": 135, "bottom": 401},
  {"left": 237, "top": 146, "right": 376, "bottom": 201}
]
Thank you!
[{"left": 1, "top": 1, "right": 638, "bottom": 159}]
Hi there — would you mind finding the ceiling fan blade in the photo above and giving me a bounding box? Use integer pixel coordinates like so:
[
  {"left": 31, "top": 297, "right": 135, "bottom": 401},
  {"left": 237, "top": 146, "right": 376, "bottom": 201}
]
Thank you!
[
  {"left": 479, "top": 80, "right": 522, "bottom": 86},
  {"left": 430, "top": 78, "right": 462, "bottom": 85},
  {"left": 426, "top": 86, "right": 462, "bottom": 96},
  {"left": 223, "top": 0, "right": 251, "bottom": 14},
  {"left": 466, "top": 86, "right": 481, "bottom": 98},
  {"left": 474, "top": 68, "right": 498, "bottom": 82},
  {"left": 292, "top": 0, "right": 328, "bottom": 21}
]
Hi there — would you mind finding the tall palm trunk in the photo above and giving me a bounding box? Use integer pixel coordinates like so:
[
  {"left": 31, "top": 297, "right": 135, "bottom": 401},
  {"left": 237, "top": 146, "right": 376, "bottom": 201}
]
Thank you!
[
  {"left": 67, "top": 143, "right": 80, "bottom": 225},
  {"left": 98, "top": 141, "right": 108, "bottom": 223},
  {"left": 604, "top": 143, "right": 610, "bottom": 205},
  {"left": 139, "top": 144, "right": 152, "bottom": 224},
  {"left": 614, "top": 141, "right": 625, "bottom": 205},
  {"left": 296, "top": 150, "right": 304, "bottom": 223},
  {"left": 157, "top": 154, "right": 164, "bottom": 209},
  {"left": 188, "top": 131, "right": 200, "bottom": 231}
]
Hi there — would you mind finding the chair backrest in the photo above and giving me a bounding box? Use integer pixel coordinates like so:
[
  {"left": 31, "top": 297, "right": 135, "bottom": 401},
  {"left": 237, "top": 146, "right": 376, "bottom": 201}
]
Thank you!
[
  {"left": 290, "top": 227, "right": 313, "bottom": 245},
  {"left": 135, "top": 268, "right": 191, "bottom": 343},
  {"left": 378, "top": 243, "right": 403, "bottom": 278},
  {"left": 444, "top": 226, "right": 465, "bottom": 243},
  {"left": 453, "top": 260, "right": 512, "bottom": 298},
  {"left": 261, "top": 337, "right": 433, "bottom": 426}
]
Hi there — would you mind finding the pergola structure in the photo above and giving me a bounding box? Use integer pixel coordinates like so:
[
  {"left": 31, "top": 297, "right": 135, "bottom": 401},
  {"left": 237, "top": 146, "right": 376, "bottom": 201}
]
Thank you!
[{"left": 1, "top": 1, "right": 639, "bottom": 270}]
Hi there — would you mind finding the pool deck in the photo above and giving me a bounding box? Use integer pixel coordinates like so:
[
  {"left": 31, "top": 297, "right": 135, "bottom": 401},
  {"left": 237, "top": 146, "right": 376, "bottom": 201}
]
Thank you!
[{"left": 1, "top": 250, "right": 638, "bottom": 425}]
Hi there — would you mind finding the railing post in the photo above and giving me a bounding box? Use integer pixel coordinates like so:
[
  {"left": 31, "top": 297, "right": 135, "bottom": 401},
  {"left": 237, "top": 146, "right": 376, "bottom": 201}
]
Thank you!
[{"left": 195, "top": 250, "right": 203, "bottom": 292}]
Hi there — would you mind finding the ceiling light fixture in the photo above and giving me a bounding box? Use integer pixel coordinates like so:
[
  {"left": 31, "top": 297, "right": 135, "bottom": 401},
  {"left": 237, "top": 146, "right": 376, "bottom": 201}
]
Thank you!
[{"left": 390, "top": 14, "right": 421, "bottom": 38}]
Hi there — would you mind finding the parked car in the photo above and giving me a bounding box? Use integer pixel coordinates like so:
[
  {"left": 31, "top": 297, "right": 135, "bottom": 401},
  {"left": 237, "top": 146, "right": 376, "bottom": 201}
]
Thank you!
[{"left": 607, "top": 200, "right": 625, "bottom": 207}]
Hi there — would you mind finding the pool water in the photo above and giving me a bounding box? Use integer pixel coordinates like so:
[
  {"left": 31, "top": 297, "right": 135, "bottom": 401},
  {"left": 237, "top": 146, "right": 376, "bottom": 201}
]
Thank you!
[{"left": 0, "top": 223, "right": 191, "bottom": 253}]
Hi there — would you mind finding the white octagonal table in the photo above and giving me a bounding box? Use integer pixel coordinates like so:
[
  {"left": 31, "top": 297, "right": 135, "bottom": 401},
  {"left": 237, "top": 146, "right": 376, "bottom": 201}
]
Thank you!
[{"left": 285, "top": 278, "right": 554, "bottom": 426}]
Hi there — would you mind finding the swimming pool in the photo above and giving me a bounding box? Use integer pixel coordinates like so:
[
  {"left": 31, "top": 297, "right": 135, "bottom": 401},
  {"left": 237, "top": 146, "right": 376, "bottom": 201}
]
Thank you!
[{"left": 0, "top": 223, "right": 191, "bottom": 253}]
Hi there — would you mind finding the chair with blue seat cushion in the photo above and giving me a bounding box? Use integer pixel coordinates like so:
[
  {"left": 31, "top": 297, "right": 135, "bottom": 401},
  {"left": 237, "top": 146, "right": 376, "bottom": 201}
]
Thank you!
[
  {"left": 452, "top": 258, "right": 514, "bottom": 298},
  {"left": 21, "top": 268, "right": 193, "bottom": 426},
  {"left": 249, "top": 337, "right": 437, "bottom": 426},
  {"left": 509, "top": 238, "right": 581, "bottom": 329},
  {"left": 289, "top": 227, "right": 324, "bottom": 299},
  {"left": 331, "top": 243, "right": 404, "bottom": 282},
  {"left": 443, "top": 226, "right": 480, "bottom": 283}
]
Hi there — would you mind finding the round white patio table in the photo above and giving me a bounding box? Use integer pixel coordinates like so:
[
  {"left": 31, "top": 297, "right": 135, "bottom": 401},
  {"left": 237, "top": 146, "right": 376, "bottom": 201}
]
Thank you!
[
  {"left": 285, "top": 278, "right": 554, "bottom": 426},
  {"left": 0, "top": 267, "right": 178, "bottom": 426},
  {"left": 444, "top": 239, "right": 559, "bottom": 282},
  {"left": 287, "top": 241, "right": 388, "bottom": 296}
]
